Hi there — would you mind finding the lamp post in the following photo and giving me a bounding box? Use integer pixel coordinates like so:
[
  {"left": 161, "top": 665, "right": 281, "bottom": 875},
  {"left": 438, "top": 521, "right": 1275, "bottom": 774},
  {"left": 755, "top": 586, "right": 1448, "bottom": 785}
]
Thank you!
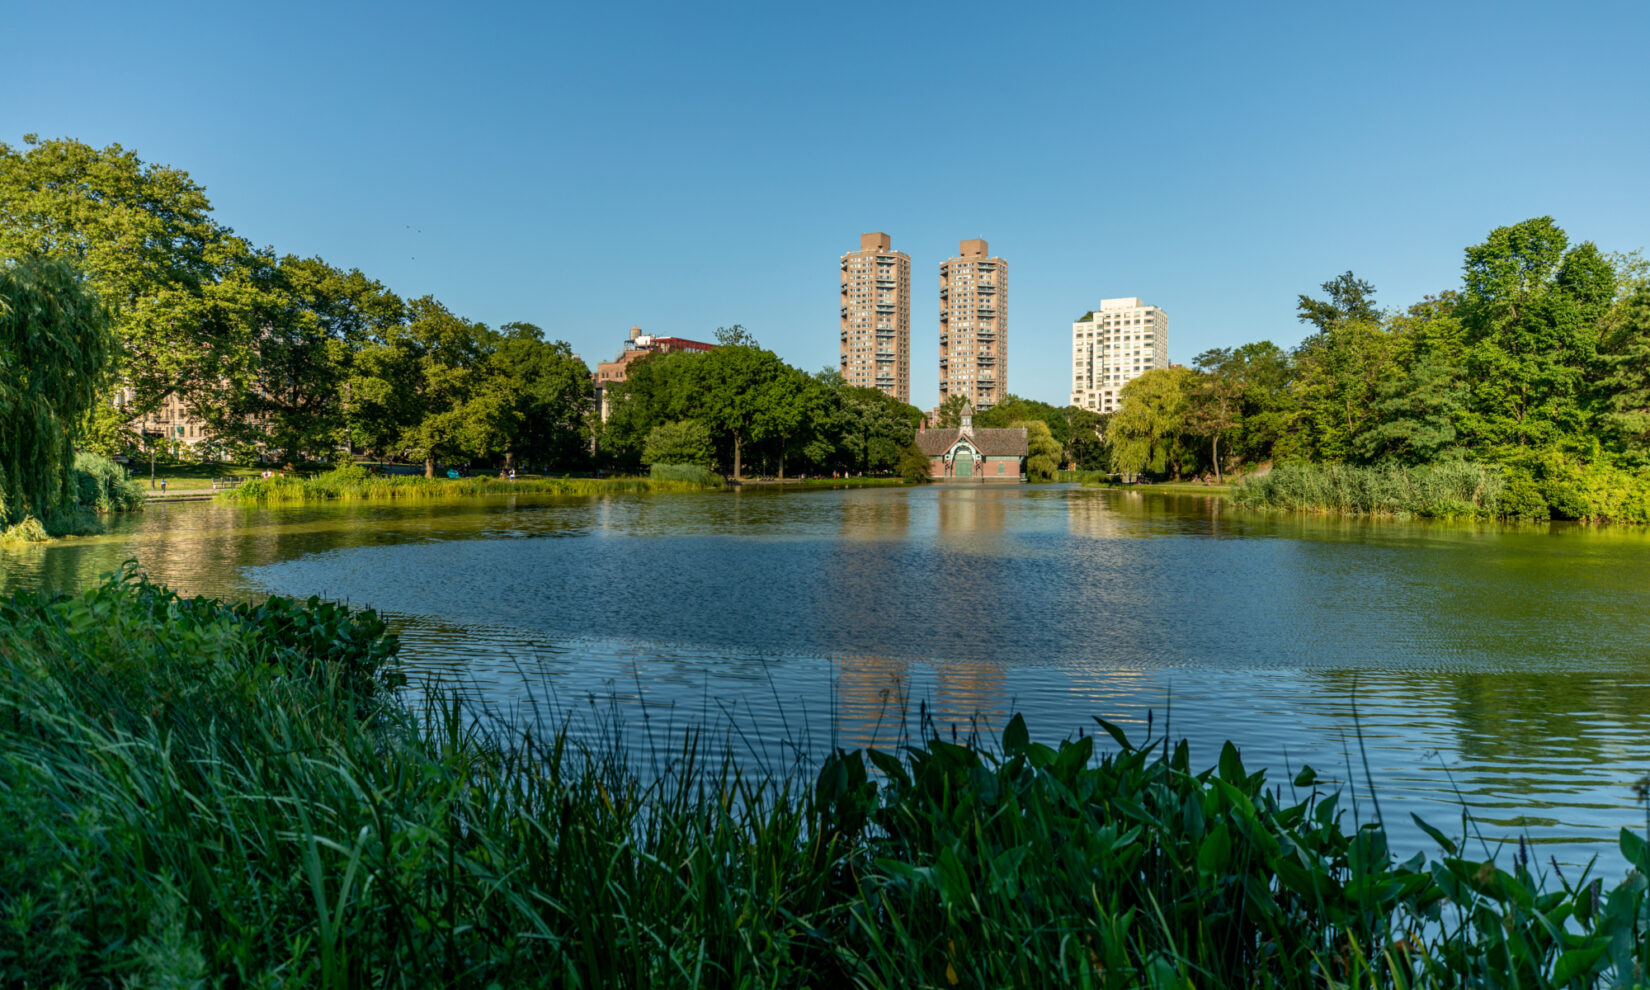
[{"left": 142, "top": 429, "right": 164, "bottom": 488}]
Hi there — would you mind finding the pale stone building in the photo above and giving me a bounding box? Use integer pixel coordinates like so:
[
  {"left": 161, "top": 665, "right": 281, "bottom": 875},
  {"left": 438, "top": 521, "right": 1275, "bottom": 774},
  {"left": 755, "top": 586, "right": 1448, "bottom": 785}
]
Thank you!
[
  {"left": 840, "top": 232, "right": 911, "bottom": 403},
  {"left": 939, "top": 239, "right": 1007, "bottom": 412},
  {"left": 1070, "top": 298, "right": 1169, "bottom": 413}
]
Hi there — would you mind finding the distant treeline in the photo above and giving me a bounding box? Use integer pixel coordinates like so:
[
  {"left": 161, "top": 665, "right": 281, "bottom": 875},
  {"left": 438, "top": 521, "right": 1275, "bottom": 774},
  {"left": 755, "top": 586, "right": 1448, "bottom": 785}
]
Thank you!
[{"left": 1105, "top": 217, "right": 1650, "bottom": 520}]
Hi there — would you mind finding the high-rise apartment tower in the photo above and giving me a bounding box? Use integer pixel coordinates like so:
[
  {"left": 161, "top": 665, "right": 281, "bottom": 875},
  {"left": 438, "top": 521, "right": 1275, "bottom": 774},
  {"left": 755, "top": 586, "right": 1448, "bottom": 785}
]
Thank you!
[
  {"left": 840, "top": 232, "right": 912, "bottom": 402},
  {"left": 1070, "top": 298, "right": 1169, "bottom": 413},
  {"left": 939, "top": 239, "right": 1007, "bottom": 412}
]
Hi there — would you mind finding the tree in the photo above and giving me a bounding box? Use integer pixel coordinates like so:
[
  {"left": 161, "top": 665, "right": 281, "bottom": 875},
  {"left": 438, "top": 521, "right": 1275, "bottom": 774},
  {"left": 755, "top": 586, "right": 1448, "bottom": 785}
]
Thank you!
[
  {"left": 0, "top": 257, "right": 114, "bottom": 525},
  {"left": 1014, "top": 419, "right": 1061, "bottom": 482},
  {"left": 388, "top": 298, "right": 507, "bottom": 476},
  {"left": 1459, "top": 219, "right": 1614, "bottom": 456},
  {"left": 642, "top": 419, "right": 714, "bottom": 468},
  {"left": 1598, "top": 288, "right": 1650, "bottom": 464},
  {"left": 935, "top": 393, "right": 970, "bottom": 428},
  {"left": 1109, "top": 367, "right": 1194, "bottom": 480},
  {"left": 214, "top": 255, "right": 406, "bottom": 463},
  {"left": 496, "top": 323, "right": 593, "bottom": 470},
  {"left": 897, "top": 443, "right": 931, "bottom": 484},
  {"left": 713, "top": 324, "right": 758, "bottom": 348},
  {"left": 678, "top": 344, "right": 788, "bottom": 479},
  {"left": 976, "top": 394, "right": 1071, "bottom": 449},
  {"left": 1063, "top": 407, "right": 1109, "bottom": 471},
  {"left": 1184, "top": 350, "right": 1243, "bottom": 482},
  {"left": 1297, "top": 271, "right": 1378, "bottom": 335},
  {"left": 0, "top": 137, "right": 264, "bottom": 423}
]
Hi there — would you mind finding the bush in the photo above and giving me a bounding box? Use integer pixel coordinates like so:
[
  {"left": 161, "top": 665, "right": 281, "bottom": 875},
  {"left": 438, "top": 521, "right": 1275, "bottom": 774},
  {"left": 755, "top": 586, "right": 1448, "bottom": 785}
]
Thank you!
[
  {"left": 1232, "top": 461, "right": 1505, "bottom": 517},
  {"left": 648, "top": 462, "right": 723, "bottom": 487},
  {"left": 72, "top": 451, "right": 146, "bottom": 513},
  {"left": 641, "top": 419, "right": 714, "bottom": 468},
  {"left": 896, "top": 442, "right": 931, "bottom": 484}
]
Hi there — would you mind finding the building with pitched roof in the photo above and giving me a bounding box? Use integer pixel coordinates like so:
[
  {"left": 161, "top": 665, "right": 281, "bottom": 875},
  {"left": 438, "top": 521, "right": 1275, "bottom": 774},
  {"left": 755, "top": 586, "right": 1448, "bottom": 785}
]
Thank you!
[{"left": 913, "top": 416, "right": 1027, "bottom": 482}]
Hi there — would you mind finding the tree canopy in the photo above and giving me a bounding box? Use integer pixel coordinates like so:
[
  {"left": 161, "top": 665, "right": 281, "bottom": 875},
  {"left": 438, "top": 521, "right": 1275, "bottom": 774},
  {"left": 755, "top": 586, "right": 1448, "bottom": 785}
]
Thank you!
[{"left": 0, "top": 256, "right": 115, "bottom": 524}]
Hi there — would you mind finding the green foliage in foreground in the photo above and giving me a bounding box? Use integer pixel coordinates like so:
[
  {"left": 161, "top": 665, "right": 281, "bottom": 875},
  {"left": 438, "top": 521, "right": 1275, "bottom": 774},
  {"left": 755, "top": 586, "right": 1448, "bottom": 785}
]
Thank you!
[
  {"left": 8, "top": 573, "right": 1650, "bottom": 987},
  {"left": 220, "top": 463, "right": 720, "bottom": 502}
]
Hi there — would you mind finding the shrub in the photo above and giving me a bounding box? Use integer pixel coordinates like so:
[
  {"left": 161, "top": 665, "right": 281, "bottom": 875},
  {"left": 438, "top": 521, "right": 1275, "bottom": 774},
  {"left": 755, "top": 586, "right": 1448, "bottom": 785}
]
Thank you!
[
  {"left": 641, "top": 419, "right": 714, "bottom": 468},
  {"left": 648, "top": 462, "right": 723, "bottom": 487},
  {"left": 72, "top": 451, "right": 146, "bottom": 512},
  {"left": 896, "top": 442, "right": 931, "bottom": 484},
  {"left": 1232, "top": 461, "right": 1505, "bottom": 517}
]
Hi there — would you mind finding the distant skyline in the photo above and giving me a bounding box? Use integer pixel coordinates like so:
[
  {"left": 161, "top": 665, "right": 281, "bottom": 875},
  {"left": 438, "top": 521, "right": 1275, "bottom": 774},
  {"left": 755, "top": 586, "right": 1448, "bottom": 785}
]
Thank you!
[{"left": 5, "top": 1, "right": 1648, "bottom": 409}]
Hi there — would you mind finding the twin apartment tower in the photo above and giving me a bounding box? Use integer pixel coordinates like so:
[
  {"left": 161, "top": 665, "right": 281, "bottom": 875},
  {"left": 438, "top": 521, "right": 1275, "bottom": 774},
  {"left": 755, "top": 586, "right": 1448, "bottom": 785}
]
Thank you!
[{"left": 839, "top": 233, "right": 1007, "bottom": 411}]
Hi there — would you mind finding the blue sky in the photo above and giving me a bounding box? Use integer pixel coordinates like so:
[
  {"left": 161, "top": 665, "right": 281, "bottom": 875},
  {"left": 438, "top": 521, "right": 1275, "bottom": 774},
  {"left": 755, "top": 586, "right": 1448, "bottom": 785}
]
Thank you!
[{"left": 6, "top": 1, "right": 1648, "bottom": 409}]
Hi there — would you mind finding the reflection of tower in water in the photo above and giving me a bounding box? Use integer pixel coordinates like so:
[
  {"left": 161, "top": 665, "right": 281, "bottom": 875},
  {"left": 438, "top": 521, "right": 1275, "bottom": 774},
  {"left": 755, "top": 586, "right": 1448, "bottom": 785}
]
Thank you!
[
  {"left": 832, "top": 653, "right": 912, "bottom": 752},
  {"left": 831, "top": 653, "right": 1009, "bottom": 751},
  {"left": 935, "top": 488, "right": 1006, "bottom": 538},
  {"left": 837, "top": 494, "right": 910, "bottom": 541},
  {"left": 1067, "top": 491, "right": 1128, "bottom": 539}
]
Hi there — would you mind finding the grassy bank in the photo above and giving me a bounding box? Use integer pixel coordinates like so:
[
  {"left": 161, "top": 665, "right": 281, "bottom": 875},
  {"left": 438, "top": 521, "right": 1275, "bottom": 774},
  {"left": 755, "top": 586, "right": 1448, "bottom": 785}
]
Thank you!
[
  {"left": 0, "top": 452, "right": 146, "bottom": 542},
  {"left": 7, "top": 572, "right": 1650, "bottom": 986},
  {"left": 220, "top": 464, "right": 722, "bottom": 503}
]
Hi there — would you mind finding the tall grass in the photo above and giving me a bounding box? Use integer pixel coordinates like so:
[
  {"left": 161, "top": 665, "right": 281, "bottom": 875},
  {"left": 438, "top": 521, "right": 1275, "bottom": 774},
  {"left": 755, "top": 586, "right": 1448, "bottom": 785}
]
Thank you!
[
  {"left": 6, "top": 569, "right": 1650, "bottom": 986},
  {"left": 1233, "top": 461, "right": 1506, "bottom": 518},
  {"left": 222, "top": 463, "right": 721, "bottom": 503}
]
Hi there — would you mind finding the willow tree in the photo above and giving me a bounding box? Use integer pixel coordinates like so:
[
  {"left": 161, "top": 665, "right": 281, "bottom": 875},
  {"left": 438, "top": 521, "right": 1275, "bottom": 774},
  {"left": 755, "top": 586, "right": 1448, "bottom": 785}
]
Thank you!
[{"left": 0, "top": 257, "right": 114, "bottom": 525}]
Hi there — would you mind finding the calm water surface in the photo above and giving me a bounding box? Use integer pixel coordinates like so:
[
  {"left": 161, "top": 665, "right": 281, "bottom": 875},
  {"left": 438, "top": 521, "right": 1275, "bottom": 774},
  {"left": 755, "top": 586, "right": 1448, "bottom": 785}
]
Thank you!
[{"left": 7, "top": 484, "right": 1650, "bottom": 864}]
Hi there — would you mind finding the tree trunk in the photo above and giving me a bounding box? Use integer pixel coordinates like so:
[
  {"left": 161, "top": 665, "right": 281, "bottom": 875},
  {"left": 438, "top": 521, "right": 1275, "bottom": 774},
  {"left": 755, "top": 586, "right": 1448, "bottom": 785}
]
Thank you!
[
  {"left": 425, "top": 456, "right": 435, "bottom": 479},
  {"left": 1212, "top": 434, "right": 1222, "bottom": 484},
  {"left": 505, "top": 451, "right": 514, "bottom": 470},
  {"left": 732, "top": 432, "right": 743, "bottom": 480},
  {"left": 778, "top": 436, "right": 786, "bottom": 480}
]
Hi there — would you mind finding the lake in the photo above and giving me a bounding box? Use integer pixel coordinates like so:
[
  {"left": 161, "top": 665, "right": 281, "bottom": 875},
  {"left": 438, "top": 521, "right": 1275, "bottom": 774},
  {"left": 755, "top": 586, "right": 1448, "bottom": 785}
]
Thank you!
[{"left": 7, "top": 483, "right": 1650, "bottom": 865}]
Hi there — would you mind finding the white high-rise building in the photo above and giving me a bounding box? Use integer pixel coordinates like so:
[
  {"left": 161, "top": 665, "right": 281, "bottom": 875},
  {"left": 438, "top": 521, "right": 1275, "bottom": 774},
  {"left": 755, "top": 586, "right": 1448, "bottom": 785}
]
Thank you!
[{"left": 1070, "top": 298, "right": 1169, "bottom": 413}]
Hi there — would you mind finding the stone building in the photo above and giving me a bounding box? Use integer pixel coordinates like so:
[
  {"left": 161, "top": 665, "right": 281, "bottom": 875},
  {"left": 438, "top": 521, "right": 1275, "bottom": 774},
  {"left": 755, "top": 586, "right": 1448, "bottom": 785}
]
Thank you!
[{"left": 913, "top": 417, "right": 1027, "bottom": 482}]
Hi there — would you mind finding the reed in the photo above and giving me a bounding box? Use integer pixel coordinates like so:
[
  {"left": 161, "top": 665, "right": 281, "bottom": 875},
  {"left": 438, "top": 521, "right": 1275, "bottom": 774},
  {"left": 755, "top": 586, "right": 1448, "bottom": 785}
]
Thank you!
[
  {"left": 221, "top": 464, "right": 720, "bottom": 503},
  {"left": 1233, "top": 461, "right": 1506, "bottom": 518},
  {"left": 4, "top": 569, "right": 1648, "bottom": 987}
]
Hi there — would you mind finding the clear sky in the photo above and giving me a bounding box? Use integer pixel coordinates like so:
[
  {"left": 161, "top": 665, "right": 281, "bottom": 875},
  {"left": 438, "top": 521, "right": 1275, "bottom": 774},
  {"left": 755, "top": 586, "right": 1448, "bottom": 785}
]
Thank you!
[{"left": 5, "top": 1, "right": 1648, "bottom": 410}]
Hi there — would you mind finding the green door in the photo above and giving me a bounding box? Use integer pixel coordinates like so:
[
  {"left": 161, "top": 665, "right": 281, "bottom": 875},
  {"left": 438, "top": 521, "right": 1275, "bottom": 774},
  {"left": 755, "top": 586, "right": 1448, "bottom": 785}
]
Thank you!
[{"left": 955, "top": 448, "right": 974, "bottom": 477}]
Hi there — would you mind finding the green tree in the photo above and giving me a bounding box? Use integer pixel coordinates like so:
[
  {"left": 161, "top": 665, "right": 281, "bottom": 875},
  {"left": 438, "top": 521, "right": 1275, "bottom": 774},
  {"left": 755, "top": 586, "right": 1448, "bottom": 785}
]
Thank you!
[
  {"left": 896, "top": 442, "right": 931, "bottom": 484},
  {"left": 496, "top": 324, "right": 593, "bottom": 470},
  {"left": 389, "top": 298, "right": 508, "bottom": 476},
  {"left": 0, "top": 136, "right": 264, "bottom": 422},
  {"left": 1063, "top": 407, "right": 1109, "bottom": 471},
  {"left": 976, "top": 394, "right": 1071, "bottom": 449},
  {"left": 1109, "top": 367, "right": 1193, "bottom": 480},
  {"left": 215, "top": 256, "right": 406, "bottom": 462},
  {"left": 1459, "top": 218, "right": 1614, "bottom": 456},
  {"left": 678, "top": 343, "right": 789, "bottom": 479},
  {"left": 1185, "top": 350, "right": 1244, "bottom": 481},
  {"left": 0, "top": 257, "right": 115, "bottom": 525},
  {"left": 1598, "top": 288, "right": 1650, "bottom": 464},
  {"left": 935, "top": 393, "right": 970, "bottom": 428},
  {"left": 1297, "top": 271, "right": 1378, "bottom": 335},
  {"left": 642, "top": 419, "right": 714, "bottom": 468},
  {"left": 1014, "top": 419, "right": 1061, "bottom": 482}
]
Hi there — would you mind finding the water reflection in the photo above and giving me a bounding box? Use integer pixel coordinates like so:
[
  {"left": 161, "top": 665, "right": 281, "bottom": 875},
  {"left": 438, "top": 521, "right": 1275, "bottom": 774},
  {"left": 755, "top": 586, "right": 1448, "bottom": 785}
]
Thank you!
[{"left": 6, "top": 486, "right": 1650, "bottom": 863}]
